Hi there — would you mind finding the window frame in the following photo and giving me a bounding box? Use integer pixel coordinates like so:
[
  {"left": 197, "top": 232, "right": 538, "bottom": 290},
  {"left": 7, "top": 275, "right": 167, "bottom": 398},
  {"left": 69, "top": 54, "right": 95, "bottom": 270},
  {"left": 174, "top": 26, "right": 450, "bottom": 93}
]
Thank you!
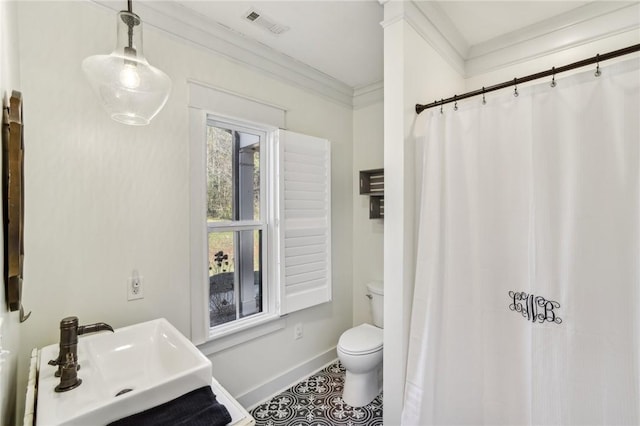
[
  {"left": 189, "top": 90, "right": 285, "bottom": 347},
  {"left": 188, "top": 82, "right": 332, "bottom": 352},
  {"left": 204, "top": 117, "right": 276, "bottom": 337}
]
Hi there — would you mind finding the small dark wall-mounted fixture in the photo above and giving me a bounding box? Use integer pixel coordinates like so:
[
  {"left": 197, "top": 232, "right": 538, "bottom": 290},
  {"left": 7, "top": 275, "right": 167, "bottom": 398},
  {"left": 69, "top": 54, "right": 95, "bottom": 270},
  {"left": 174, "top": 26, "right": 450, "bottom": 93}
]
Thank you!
[
  {"left": 2, "top": 90, "right": 30, "bottom": 322},
  {"left": 359, "top": 168, "right": 384, "bottom": 219}
]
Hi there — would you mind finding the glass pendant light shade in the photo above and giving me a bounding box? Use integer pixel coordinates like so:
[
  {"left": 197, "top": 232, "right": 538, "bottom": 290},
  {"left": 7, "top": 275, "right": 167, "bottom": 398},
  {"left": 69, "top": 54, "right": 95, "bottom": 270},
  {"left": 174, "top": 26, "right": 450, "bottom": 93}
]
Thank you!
[{"left": 82, "top": 10, "right": 171, "bottom": 126}]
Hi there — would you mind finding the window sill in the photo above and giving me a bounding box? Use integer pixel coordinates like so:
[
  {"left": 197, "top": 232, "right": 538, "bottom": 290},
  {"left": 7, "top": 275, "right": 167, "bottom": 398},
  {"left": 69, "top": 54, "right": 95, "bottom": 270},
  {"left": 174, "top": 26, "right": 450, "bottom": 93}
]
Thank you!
[{"left": 197, "top": 314, "right": 286, "bottom": 356}]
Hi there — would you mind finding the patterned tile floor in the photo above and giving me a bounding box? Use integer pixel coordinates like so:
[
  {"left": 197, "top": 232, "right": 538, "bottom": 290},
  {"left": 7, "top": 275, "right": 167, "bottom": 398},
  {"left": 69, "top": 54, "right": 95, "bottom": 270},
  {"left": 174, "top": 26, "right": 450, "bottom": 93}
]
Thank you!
[{"left": 250, "top": 362, "right": 383, "bottom": 426}]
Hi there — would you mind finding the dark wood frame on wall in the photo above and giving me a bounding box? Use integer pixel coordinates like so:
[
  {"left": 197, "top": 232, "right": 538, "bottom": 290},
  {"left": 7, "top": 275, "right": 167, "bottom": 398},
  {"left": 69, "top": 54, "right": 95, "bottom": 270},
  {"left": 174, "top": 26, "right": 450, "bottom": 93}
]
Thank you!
[
  {"left": 2, "top": 90, "right": 27, "bottom": 320},
  {"left": 359, "top": 168, "right": 384, "bottom": 219}
]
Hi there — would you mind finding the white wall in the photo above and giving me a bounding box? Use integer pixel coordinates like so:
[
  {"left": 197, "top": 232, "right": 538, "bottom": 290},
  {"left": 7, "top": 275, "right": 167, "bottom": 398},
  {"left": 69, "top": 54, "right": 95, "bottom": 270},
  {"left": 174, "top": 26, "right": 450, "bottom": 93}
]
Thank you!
[
  {"left": 0, "top": 1, "right": 21, "bottom": 424},
  {"left": 382, "top": 2, "right": 466, "bottom": 422},
  {"left": 352, "top": 101, "right": 384, "bottom": 326},
  {"left": 15, "top": 0, "right": 353, "bottom": 417},
  {"left": 465, "top": 31, "right": 640, "bottom": 93}
]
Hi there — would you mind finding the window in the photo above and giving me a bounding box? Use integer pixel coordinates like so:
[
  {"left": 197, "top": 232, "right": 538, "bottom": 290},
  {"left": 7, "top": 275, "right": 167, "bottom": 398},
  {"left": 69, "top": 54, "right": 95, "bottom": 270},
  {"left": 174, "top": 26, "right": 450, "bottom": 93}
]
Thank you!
[
  {"left": 206, "top": 120, "right": 265, "bottom": 327},
  {"left": 189, "top": 82, "right": 332, "bottom": 347}
]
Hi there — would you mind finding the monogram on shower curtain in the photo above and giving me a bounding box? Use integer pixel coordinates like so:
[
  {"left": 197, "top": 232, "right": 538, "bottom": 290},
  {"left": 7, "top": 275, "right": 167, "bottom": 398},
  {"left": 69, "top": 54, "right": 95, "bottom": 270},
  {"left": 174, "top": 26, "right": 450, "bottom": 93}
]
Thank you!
[{"left": 402, "top": 59, "right": 640, "bottom": 426}]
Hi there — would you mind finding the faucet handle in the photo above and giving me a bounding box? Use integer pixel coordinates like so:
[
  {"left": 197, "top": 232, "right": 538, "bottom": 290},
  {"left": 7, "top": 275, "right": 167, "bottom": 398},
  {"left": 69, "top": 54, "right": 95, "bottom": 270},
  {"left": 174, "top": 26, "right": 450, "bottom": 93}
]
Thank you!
[
  {"left": 55, "top": 352, "right": 82, "bottom": 392},
  {"left": 60, "top": 316, "right": 79, "bottom": 330}
]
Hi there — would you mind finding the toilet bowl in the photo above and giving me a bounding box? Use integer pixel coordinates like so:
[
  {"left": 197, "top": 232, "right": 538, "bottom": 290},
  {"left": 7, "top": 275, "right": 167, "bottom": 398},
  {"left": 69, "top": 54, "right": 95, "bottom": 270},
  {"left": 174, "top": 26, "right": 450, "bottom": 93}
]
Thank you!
[
  {"left": 337, "top": 323, "right": 383, "bottom": 407},
  {"left": 337, "top": 282, "right": 383, "bottom": 407}
]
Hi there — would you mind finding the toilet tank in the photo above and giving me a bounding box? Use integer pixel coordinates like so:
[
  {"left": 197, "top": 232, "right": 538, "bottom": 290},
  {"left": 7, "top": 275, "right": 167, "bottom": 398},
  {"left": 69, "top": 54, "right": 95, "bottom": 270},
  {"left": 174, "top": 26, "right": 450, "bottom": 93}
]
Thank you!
[{"left": 367, "top": 281, "right": 384, "bottom": 328}]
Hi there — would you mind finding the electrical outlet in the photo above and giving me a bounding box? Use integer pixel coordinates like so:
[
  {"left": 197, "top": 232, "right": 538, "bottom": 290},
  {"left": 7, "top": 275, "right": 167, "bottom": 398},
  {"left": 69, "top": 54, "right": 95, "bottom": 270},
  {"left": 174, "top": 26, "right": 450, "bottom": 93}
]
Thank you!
[
  {"left": 127, "top": 270, "right": 144, "bottom": 301},
  {"left": 294, "top": 323, "right": 303, "bottom": 340}
]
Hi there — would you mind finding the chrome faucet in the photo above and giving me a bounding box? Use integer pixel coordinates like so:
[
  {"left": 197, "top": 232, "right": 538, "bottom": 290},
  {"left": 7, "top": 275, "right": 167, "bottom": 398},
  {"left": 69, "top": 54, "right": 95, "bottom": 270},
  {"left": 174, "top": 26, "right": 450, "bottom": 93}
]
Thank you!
[{"left": 48, "top": 316, "right": 114, "bottom": 392}]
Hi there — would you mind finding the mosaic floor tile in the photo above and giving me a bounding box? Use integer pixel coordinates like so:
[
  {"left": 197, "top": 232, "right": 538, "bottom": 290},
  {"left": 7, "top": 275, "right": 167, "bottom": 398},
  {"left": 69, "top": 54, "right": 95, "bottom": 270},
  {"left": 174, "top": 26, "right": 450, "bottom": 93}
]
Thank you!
[{"left": 250, "top": 362, "right": 383, "bottom": 426}]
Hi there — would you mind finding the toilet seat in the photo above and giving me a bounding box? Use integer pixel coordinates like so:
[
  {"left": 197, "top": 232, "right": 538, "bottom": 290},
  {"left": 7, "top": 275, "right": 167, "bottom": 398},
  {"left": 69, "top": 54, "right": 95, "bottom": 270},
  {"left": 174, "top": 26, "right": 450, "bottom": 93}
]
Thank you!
[{"left": 338, "top": 324, "right": 382, "bottom": 356}]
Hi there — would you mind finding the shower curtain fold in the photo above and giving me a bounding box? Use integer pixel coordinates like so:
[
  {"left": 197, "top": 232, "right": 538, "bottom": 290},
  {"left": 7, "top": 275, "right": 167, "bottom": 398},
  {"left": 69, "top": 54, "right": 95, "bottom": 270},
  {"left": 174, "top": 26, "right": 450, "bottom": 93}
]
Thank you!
[{"left": 402, "top": 59, "right": 640, "bottom": 426}]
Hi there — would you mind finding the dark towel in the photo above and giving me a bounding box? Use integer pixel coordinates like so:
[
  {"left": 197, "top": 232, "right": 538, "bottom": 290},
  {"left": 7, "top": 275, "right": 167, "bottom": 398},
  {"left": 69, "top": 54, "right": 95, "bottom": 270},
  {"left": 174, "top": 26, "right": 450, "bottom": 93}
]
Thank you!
[{"left": 108, "top": 386, "right": 232, "bottom": 426}]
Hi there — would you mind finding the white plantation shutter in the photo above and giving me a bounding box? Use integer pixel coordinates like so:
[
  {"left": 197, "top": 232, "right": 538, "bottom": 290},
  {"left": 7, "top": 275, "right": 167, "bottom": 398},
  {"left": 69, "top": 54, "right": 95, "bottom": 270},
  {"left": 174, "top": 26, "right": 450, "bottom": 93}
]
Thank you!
[{"left": 278, "top": 130, "right": 331, "bottom": 314}]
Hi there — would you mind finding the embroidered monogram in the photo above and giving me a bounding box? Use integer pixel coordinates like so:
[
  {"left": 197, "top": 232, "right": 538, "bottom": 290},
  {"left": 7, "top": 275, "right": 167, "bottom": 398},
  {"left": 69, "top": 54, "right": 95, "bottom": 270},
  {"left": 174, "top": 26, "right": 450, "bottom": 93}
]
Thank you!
[{"left": 508, "top": 291, "right": 562, "bottom": 324}]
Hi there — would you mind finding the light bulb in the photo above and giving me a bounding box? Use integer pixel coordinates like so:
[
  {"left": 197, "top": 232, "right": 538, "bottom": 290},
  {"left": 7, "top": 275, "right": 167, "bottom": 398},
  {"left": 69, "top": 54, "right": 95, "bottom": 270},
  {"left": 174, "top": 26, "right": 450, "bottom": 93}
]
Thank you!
[{"left": 119, "top": 63, "right": 141, "bottom": 89}]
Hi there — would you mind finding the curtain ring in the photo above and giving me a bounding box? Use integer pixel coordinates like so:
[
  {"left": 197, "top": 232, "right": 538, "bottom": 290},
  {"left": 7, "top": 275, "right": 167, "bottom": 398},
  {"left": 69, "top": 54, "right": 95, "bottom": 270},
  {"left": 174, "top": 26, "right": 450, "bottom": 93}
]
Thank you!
[
  {"left": 550, "top": 67, "right": 557, "bottom": 88},
  {"left": 440, "top": 99, "right": 444, "bottom": 114},
  {"left": 453, "top": 95, "right": 458, "bottom": 111},
  {"left": 513, "top": 78, "right": 519, "bottom": 97},
  {"left": 594, "top": 54, "right": 601, "bottom": 77},
  {"left": 482, "top": 87, "right": 486, "bottom": 105}
]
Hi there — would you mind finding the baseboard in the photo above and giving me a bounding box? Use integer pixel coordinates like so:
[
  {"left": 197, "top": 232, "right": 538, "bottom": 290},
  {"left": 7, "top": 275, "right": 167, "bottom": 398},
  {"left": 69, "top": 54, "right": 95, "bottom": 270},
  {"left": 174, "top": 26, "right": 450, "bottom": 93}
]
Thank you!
[{"left": 237, "top": 347, "right": 338, "bottom": 410}]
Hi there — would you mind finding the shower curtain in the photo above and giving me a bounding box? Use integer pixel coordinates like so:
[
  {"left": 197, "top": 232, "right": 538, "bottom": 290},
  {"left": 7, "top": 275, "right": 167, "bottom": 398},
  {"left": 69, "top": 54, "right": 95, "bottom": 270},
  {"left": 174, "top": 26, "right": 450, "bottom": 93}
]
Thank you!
[{"left": 402, "top": 59, "right": 640, "bottom": 426}]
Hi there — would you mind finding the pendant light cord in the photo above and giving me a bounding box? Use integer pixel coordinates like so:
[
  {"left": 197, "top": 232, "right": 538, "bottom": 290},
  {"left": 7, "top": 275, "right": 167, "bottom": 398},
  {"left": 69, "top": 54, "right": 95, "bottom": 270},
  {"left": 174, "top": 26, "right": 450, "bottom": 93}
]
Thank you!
[{"left": 127, "top": 0, "right": 134, "bottom": 49}]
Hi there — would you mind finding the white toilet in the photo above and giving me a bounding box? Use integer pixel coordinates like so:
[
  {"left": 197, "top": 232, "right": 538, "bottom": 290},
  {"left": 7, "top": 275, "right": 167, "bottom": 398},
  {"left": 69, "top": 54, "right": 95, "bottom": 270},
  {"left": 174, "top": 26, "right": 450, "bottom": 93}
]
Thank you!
[{"left": 337, "top": 281, "right": 383, "bottom": 407}]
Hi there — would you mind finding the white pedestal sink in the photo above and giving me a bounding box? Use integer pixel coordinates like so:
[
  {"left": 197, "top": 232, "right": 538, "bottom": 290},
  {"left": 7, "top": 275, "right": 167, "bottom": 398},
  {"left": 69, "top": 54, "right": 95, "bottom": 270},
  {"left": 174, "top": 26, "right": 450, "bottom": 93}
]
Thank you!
[{"left": 36, "top": 318, "right": 212, "bottom": 426}]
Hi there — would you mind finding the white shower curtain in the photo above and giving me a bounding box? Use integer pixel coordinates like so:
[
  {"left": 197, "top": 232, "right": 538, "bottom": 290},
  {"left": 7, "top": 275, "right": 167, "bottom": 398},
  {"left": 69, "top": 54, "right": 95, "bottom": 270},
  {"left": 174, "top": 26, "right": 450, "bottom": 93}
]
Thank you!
[{"left": 402, "top": 59, "right": 640, "bottom": 426}]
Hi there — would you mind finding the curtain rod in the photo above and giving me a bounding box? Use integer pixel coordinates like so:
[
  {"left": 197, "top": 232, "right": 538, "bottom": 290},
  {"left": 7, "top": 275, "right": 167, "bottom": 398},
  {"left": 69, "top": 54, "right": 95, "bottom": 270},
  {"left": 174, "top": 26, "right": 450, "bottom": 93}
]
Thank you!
[{"left": 415, "top": 43, "right": 640, "bottom": 114}]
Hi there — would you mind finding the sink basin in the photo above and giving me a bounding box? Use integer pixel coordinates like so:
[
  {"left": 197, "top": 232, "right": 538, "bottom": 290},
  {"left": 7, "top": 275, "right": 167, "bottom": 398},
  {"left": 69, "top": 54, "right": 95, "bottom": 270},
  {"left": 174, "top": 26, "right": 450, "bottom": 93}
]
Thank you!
[{"left": 37, "top": 318, "right": 212, "bottom": 425}]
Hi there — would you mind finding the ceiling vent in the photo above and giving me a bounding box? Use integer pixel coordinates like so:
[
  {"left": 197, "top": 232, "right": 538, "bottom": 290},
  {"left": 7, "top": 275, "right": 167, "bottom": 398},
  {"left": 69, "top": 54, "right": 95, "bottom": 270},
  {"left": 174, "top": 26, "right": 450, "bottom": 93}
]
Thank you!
[{"left": 243, "top": 8, "right": 290, "bottom": 35}]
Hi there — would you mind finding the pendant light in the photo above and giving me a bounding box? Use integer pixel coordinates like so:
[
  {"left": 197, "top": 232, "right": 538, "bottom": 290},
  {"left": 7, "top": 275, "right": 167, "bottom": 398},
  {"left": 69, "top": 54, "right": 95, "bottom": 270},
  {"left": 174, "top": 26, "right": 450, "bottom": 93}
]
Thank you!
[{"left": 82, "top": 0, "right": 171, "bottom": 126}]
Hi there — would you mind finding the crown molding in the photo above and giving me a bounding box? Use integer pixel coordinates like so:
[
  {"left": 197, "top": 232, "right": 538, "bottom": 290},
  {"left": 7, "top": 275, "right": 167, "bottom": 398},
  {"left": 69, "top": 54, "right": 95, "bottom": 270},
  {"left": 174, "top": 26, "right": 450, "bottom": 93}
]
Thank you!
[
  {"left": 466, "top": 2, "right": 640, "bottom": 76},
  {"left": 402, "top": 1, "right": 466, "bottom": 75},
  {"left": 411, "top": 1, "right": 469, "bottom": 60},
  {"left": 90, "top": 0, "right": 356, "bottom": 108},
  {"left": 381, "top": 1, "right": 466, "bottom": 76},
  {"left": 353, "top": 81, "right": 384, "bottom": 109},
  {"left": 381, "top": 1, "right": 639, "bottom": 79}
]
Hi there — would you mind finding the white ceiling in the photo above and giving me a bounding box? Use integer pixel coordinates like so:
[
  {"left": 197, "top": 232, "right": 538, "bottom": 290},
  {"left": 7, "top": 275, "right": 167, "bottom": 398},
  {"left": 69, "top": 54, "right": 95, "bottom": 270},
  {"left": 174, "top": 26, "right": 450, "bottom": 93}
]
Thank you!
[
  {"left": 172, "top": 0, "right": 606, "bottom": 89},
  {"left": 434, "top": 1, "right": 590, "bottom": 46},
  {"left": 175, "top": 1, "right": 384, "bottom": 88},
  {"left": 108, "top": 0, "right": 637, "bottom": 106}
]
